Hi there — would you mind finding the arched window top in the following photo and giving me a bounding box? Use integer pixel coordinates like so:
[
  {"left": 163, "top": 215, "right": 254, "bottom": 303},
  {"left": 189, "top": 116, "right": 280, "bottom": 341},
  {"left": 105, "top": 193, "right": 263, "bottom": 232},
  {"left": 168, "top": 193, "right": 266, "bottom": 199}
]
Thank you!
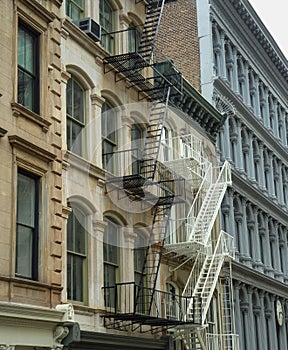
[
  {"left": 68, "top": 195, "right": 97, "bottom": 216},
  {"left": 66, "top": 65, "right": 95, "bottom": 90},
  {"left": 101, "top": 89, "right": 124, "bottom": 110}
]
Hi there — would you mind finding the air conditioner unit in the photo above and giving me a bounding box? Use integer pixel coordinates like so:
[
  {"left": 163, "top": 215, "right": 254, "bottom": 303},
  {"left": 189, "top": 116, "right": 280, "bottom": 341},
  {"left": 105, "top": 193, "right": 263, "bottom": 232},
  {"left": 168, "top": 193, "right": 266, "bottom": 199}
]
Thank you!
[{"left": 73, "top": 18, "right": 101, "bottom": 42}]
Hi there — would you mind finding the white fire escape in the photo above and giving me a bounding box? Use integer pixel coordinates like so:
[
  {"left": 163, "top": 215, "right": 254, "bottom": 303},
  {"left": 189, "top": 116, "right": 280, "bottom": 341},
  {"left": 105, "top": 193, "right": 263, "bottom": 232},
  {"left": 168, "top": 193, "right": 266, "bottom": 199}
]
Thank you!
[{"left": 163, "top": 134, "right": 239, "bottom": 350}]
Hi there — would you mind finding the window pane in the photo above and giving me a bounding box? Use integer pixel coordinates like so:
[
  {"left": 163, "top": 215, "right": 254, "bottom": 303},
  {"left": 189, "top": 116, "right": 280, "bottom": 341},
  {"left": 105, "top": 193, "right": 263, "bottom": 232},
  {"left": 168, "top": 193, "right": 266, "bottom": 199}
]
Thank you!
[
  {"left": 16, "top": 225, "right": 33, "bottom": 278},
  {"left": 67, "top": 254, "right": 84, "bottom": 302},
  {"left": 18, "top": 27, "right": 34, "bottom": 73},
  {"left": 17, "top": 69, "right": 33, "bottom": 111},
  {"left": 73, "top": 81, "right": 84, "bottom": 123},
  {"left": 17, "top": 172, "right": 35, "bottom": 227},
  {"left": 66, "top": 79, "right": 72, "bottom": 116}
]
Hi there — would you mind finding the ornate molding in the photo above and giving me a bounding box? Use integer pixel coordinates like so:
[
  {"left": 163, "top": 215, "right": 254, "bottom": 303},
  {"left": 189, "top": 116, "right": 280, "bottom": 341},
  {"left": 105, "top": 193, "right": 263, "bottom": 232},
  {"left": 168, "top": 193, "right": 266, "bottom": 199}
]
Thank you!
[{"left": 53, "top": 325, "right": 69, "bottom": 350}]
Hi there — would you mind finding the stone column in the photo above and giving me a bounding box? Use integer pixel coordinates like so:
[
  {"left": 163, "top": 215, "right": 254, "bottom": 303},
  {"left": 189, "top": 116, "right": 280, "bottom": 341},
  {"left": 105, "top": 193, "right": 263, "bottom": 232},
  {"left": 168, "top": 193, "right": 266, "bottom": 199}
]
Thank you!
[
  {"left": 273, "top": 99, "right": 279, "bottom": 138},
  {"left": 92, "top": 219, "right": 107, "bottom": 310},
  {"left": 262, "top": 85, "right": 270, "bottom": 128},
  {"left": 243, "top": 61, "right": 250, "bottom": 106},
  {"left": 268, "top": 151, "right": 276, "bottom": 199},
  {"left": 278, "top": 299, "right": 288, "bottom": 350},
  {"left": 232, "top": 47, "right": 239, "bottom": 93},
  {"left": 253, "top": 208, "right": 262, "bottom": 271},
  {"left": 278, "top": 161, "right": 285, "bottom": 206},
  {"left": 248, "top": 130, "right": 255, "bottom": 182},
  {"left": 247, "top": 287, "right": 257, "bottom": 350},
  {"left": 254, "top": 76, "right": 261, "bottom": 119},
  {"left": 220, "top": 30, "right": 227, "bottom": 80},
  {"left": 90, "top": 94, "right": 105, "bottom": 165},
  {"left": 234, "top": 282, "right": 244, "bottom": 350},
  {"left": 259, "top": 291, "right": 269, "bottom": 350},
  {"left": 258, "top": 142, "right": 266, "bottom": 190},
  {"left": 270, "top": 295, "right": 279, "bottom": 350},
  {"left": 235, "top": 119, "right": 244, "bottom": 172},
  {"left": 263, "top": 215, "right": 274, "bottom": 277},
  {"left": 280, "top": 228, "right": 288, "bottom": 283},
  {"left": 240, "top": 198, "right": 251, "bottom": 266},
  {"left": 223, "top": 118, "right": 232, "bottom": 161},
  {"left": 273, "top": 223, "right": 284, "bottom": 282}
]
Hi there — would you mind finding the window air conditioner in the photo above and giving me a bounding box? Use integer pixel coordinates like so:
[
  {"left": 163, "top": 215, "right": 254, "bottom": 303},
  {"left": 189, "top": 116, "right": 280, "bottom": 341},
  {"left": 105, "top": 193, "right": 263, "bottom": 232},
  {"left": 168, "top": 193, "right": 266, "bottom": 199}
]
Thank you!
[{"left": 73, "top": 18, "right": 101, "bottom": 42}]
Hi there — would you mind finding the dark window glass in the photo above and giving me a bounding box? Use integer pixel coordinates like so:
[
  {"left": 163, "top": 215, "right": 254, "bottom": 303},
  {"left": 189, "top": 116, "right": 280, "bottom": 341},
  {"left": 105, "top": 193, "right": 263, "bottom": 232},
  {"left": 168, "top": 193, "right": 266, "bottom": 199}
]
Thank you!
[
  {"left": 102, "top": 102, "right": 117, "bottom": 172},
  {"left": 16, "top": 171, "right": 39, "bottom": 280},
  {"left": 17, "top": 23, "right": 39, "bottom": 113},
  {"left": 100, "top": 0, "right": 114, "bottom": 53},
  {"left": 67, "top": 208, "right": 87, "bottom": 303},
  {"left": 66, "top": 78, "right": 85, "bottom": 155},
  {"left": 66, "top": 0, "right": 84, "bottom": 20}
]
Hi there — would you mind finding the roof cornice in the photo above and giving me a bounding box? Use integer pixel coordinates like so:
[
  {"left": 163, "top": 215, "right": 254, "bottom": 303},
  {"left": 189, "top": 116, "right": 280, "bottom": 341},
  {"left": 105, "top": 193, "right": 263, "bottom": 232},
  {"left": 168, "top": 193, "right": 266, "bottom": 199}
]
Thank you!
[{"left": 212, "top": 0, "right": 288, "bottom": 86}]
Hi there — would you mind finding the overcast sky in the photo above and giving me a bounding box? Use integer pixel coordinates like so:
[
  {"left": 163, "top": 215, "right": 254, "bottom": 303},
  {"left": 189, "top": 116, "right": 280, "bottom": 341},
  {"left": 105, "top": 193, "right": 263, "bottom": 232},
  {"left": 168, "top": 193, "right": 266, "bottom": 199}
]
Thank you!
[{"left": 248, "top": 0, "right": 288, "bottom": 59}]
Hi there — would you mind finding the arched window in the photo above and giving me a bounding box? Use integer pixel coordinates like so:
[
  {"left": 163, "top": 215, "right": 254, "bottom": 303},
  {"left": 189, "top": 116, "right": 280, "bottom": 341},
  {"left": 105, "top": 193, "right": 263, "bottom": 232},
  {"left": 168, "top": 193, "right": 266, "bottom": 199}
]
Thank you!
[
  {"left": 102, "top": 101, "right": 117, "bottom": 173},
  {"left": 100, "top": 0, "right": 115, "bottom": 53},
  {"left": 66, "top": 77, "right": 86, "bottom": 156},
  {"left": 67, "top": 207, "right": 87, "bottom": 303},
  {"left": 66, "top": 0, "right": 84, "bottom": 20},
  {"left": 103, "top": 216, "right": 120, "bottom": 308}
]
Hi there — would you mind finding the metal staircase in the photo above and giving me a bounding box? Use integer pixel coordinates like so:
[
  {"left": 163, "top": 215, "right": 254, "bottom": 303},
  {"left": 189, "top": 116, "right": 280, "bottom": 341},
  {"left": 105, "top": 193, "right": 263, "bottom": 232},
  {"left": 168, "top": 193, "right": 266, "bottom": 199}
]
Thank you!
[
  {"left": 141, "top": 86, "right": 171, "bottom": 179},
  {"left": 138, "top": 0, "right": 165, "bottom": 63}
]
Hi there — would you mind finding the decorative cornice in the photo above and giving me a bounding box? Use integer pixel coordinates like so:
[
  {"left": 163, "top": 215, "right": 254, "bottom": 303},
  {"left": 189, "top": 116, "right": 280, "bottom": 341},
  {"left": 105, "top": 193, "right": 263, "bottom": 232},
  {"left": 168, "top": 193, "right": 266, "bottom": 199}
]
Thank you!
[
  {"left": 232, "top": 169, "right": 288, "bottom": 226},
  {"left": 8, "top": 135, "right": 56, "bottom": 162},
  {"left": 211, "top": 0, "right": 288, "bottom": 93},
  {"left": 11, "top": 102, "right": 51, "bottom": 133},
  {"left": 232, "top": 260, "right": 288, "bottom": 299},
  {"left": 170, "top": 76, "right": 226, "bottom": 142}
]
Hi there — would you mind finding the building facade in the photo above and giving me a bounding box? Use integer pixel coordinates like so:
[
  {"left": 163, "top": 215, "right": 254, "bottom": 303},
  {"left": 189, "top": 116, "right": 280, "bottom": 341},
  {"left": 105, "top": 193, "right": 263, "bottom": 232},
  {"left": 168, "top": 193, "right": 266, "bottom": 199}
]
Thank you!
[
  {"left": 0, "top": 0, "right": 239, "bottom": 350},
  {"left": 196, "top": 0, "right": 288, "bottom": 349}
]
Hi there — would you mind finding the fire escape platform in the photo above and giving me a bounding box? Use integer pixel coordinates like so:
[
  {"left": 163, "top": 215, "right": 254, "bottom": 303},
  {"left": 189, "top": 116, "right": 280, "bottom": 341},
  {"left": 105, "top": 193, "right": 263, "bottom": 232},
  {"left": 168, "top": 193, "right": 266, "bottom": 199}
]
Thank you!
[{"left": 164, "top": 241, "right": 204, "bottom": 259}]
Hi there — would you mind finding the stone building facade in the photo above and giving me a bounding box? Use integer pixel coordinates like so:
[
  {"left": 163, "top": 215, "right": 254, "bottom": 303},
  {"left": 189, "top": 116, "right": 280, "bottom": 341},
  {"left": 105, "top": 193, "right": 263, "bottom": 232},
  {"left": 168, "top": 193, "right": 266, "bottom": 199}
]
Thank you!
[
  {"left": 0, "top": 0, "right": 238, "bottom": 349},
  {"left": 0, "top": 0, "right": 74, "bottom": 349},
  {"left": 195, "top": 0, "right": 288, "bottom": 349}
]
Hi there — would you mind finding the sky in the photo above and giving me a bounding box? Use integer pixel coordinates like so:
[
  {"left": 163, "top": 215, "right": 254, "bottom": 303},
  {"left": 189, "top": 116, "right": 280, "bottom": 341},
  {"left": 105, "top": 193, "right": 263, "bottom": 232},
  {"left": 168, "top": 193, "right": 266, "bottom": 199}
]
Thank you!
[{"left": 248, "top": 0, "right": 288, "bottom": 59}]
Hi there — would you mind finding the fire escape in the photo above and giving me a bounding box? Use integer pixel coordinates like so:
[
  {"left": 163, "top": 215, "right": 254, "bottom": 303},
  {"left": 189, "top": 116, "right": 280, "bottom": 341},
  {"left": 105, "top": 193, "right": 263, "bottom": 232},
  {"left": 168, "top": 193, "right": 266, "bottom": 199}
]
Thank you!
[
  {"left": 101, "top": 0, "right": 239, "bottom": 347},
  {"left": 164, "top": 144, "right": 239, "bottom": 349},
  {"left": 102, "top": 0, "right": 191, "bottom": 332}
]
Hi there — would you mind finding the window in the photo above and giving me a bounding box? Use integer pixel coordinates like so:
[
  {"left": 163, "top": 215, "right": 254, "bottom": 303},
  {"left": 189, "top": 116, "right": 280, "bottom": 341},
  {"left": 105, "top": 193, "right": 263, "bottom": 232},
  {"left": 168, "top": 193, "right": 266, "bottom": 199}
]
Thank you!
[
  {"left": 67, "top": 208, "right": 87, "bottom": 303},
  {"left": 16, "top": 171, "right": 39, "bottom": 280},
  {"left": 66, "top": 0, "right": 84, "bottom": 20},
  {"left": 131, "top": 123, "right": 144, "bottom": 174},
  {"left": 160, "top": 126, "right": 172, "bottom": 162},
  {"left": 166, "top": 282, "right": 180, "bottom": 320},
  {"left": 103, "top": 218, "right": 119, "bottom": 308},
  {"left": 66, "top": 77, "right": 85, "bottom": 156},
  {"left": 102, "top": 102, "right": 117, "bottom": 173},
  {"left": 128, "top": 22, "right": 141, "bottom": 53},
  {"left": 134, "top": 230, "right": 147, "bottom": 314},
  {"left": 100, "top": 0, "right": 114, "bottom": 53},
  {"left": 17, "top": 22, "right": 39, "bottom": 113}
]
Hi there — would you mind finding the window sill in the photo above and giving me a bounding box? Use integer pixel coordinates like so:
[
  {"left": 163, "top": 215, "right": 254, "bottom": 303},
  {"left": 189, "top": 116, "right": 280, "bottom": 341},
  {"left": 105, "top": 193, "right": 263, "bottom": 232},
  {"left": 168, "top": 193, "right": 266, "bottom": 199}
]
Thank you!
[
  {"left": 11, "top": 102, "right": 51, "bottom": 133},
  {"left": 0, "top": 127, "right": 7, "bottom": 137}
]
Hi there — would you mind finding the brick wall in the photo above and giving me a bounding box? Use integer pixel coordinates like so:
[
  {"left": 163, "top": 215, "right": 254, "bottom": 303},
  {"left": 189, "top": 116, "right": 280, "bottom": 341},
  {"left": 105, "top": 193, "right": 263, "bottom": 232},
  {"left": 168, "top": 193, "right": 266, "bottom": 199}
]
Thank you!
[{"left": 156, "top": 0, "right": 201, "bottom": 91}]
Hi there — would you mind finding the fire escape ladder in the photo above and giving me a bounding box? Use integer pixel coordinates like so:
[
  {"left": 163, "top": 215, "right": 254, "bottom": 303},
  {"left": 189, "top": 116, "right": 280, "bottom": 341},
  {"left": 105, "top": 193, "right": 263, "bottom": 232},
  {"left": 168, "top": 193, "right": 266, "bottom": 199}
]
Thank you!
[
  {"left": 137, "top": 0, "right": 165, "bottom": 64},
  {"left": 188, "top": 161, "right": 231, "bottom": 246},
  {"left": 136, "top": 199, "right": 174, "bottom": 314},
  {"left": 140, "top": 85, "right": 171, "bottom": 180}
]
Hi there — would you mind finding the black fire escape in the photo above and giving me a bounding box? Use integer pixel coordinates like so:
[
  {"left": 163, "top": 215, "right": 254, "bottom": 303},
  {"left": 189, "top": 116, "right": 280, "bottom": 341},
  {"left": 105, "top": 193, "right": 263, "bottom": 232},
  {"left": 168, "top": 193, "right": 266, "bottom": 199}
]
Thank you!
[{"left": 102, "top": 0, "right": 198, "bottom": 332}]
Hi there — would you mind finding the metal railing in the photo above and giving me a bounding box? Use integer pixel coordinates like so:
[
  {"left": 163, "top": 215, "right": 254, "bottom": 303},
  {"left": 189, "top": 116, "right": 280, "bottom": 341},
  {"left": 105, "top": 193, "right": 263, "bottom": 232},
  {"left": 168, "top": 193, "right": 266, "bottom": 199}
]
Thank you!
[
  {"left": 103, "top": 282, "right": 194, "bottom": 322},
  {"left": 207, "top": 333, "right": 240, "bottom": 350}
]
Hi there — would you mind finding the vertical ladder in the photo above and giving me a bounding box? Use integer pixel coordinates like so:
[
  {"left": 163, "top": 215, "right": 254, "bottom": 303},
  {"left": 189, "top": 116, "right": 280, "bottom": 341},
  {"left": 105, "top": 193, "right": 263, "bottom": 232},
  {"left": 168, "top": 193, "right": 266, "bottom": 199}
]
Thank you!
[
  {"left": 136, "top": 199, "right": 174, "bottom": 314},
  {"left": 137, "top": 0, "right": 166, "bottom": 63},
  {"left": 141, "top": 85, "right": 171, "bottom": 180}
]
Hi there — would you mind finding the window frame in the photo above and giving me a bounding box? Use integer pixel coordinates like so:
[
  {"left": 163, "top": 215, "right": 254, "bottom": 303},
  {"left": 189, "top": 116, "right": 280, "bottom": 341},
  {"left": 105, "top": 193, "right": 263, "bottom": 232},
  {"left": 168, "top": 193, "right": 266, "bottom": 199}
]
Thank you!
[
  {"left": 66, "top": 0, "right": 85, "bottom": 21},
  {"left": 17, "top": 21, "right": 40, "bottom": 114},
  {"left": 66, "top": 207, "right": 88, "bottom": 304},
  {"left": 99, "top": 0, "right": 115, "bottom": 54},
  {"left": 66, "top": 76, "right": 86, "bottom": 156},
  {"left": 102, "top": 101, "right": 117, "bottom": 173},
  {"left": 15, "top": 169, "right": 39, "bottom": 280},
  {"left": 103, "top": 217, "right": 120, "bottom": 309}
]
